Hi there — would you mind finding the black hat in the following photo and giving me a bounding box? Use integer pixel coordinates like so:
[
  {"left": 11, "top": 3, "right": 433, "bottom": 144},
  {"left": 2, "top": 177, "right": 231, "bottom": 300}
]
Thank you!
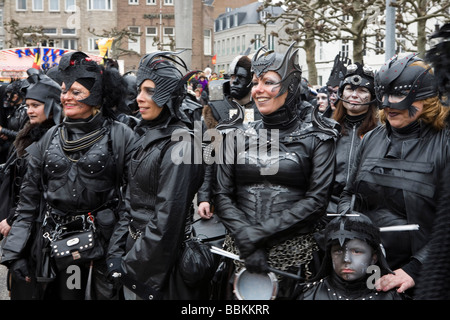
[
  {"left": 426, "top": 23, "right": 450, "bottom": 102},
  {"left": 58, "top": 51, "right": 103, "bottom": 107},
  {"left": 327, "top": 52, "right": 352, "bottom": 87},
  {"left": 324, "top": 213, "right": 393, "bottom": 275},
  {"left": 374, "top": 54, "right": 438, "bottom": 112},
  {"left": 338, "top": 62, "right": 376, "bottom": 105},
  {"left": 24, "top": 68, "right": 62, "bottom": 124}
]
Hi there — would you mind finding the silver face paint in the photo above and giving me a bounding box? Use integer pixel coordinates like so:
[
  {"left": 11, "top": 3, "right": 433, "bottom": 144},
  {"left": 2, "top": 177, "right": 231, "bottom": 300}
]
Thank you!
[{"left": 331, "top": 239, "right": 375, "bottom": 281}]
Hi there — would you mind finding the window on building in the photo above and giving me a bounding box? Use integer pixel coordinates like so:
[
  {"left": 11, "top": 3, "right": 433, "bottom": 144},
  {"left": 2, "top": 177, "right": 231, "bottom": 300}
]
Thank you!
[
  {"left": 341, "top": 39, "right": 349, "bottom": 57},
  {"left": 267, "top": 34, "right": 275, "bottom": 50},
  {"left": 129, "top": 27, "right": 141, "bottom": 54},
  {"left": 17, "top": 0, "right": 27, "bottom": 10},
  {"left": 376, "top": 39, "right": 384, "bottom": 54},
  {"left": 226, "top": 16, "right": 230, "bottom": 29},
  {"left": 204, "top": 29, "right": 212, "bottom": 55},
  {"left": 65, "top": 0, "right": 76, "bottom": 11},
  {"left": 164, "top": 0, "right": 173, "bottom": 5},
  {"left": 318, "top": 41, "right": 323, "bottom": 60},
  {"left": 32, "top": 0, "right": 43, "bottom": 11},
  {"left": 234, "top": 14, "right": 238, "bottom": 27},
  {"left": 260, "top": 10, "right": 267, "bottom": 23},
  {"left": 163, "top": 27, "right": 174, "bottom": 48},
  {"left": 129, "top": 0, "right": 138, "bottom": 4},
  {"left": 89, "top": 38, "right": 100, "bottom": 51},
  {"left": 396, "top": 37, "right": 406, "bottom": 54},
  {"left": 0, "top": 40, "right": 4, "bottom": 50},
  {"left": 62, "top": 28, "right": 76, "bottom": 35},
  {"left": 88, "top": 0, "right": 112, "bottom": 10},
  {"left": 146, "top": 26, "right": 158, "bottom": 53},
  {"left": 236, "top": 36, "right": 240, "bottom": 54},
  {"left": 40, "top": 39, "right": 55, "bottom": 47},
  {"left": 254, "top": 34, "right": 261, "bottom": 49},
  {"left": 242, "top": 35, "right": 246, "bottom": 52},
  {"left": 147, "top": 0, "right": 156, "bottom": 4},
  {"left": 63, "top": 39, "right": 77, "bottom": 50},
  {"left": 43, "top": 28, "right": 58, "bottom": 35},
  {"left": 49, "top": 0, "right": 60, "bottom": 11}
]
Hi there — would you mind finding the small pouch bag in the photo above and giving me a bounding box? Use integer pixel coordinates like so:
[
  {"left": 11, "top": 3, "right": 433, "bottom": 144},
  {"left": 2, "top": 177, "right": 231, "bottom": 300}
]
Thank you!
[{"left": 50, "top": 229, "right": 104, "bottom": 271}]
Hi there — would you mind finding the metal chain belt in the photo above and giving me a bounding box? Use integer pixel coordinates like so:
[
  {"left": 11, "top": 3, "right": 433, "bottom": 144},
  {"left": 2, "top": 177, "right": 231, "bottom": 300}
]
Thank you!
[{"left": 223, "top": 231, "right": 319, "bottom": 280}]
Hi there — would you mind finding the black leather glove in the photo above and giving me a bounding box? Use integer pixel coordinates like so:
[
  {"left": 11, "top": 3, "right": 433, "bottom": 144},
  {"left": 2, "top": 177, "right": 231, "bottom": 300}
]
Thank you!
[
  {"left": 244, "top": 248, "right": 269, "bottom": 274},
  {"left": 10, "top": 258, "right": 30, "bottom": 282},
  {"left": 106, "top": 257, "right": 123, "bottom": 281}
]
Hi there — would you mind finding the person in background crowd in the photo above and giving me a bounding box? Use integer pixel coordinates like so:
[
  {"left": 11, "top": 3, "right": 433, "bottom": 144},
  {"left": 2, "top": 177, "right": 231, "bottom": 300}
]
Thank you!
[
  {"left": 414, "top": 22, "right": 450, "bottom": 300},
  {"left": 326, "top": 62, "right": 379, "bottom": 216},
  {"left": 327, "top": 52, "right": 352, "bottom": 113},
  {"left": 316, "top": 86, "right": 332, "bottom": 117},
  {"left": 198, "top": 73, "right": 209, "bottom": 97},
  {"left": 0, "top": 79, "right": 29, "bottom": 163},
  {"left": 122, "top": 71, "right": 140, "bottom": 119},
  {"left": 213, "top": 43, "right": 339, "bottom": 299},
  {"left": 337, "top": 53, "right": 450, "bottom": 298},
  {"left": 0, "top": 69, "right": 62, "bottom": 300},
  {"left": 297, "top": 213, "right": 405, "bottom": 300},
  {"left": 1, "top": 51, "right": 136, "bottom": 300},
  {"left": 106, "top": 50, "right": 204, "bottom": 300},
  {"left": 194, "top": 87, "right": 206, "bottom": 106},
  {"left": 198, "top": 54, "right": 260, "bottom": 220}
]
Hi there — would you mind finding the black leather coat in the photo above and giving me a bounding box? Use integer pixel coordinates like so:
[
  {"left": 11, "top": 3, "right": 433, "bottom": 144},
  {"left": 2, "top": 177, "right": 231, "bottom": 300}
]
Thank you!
[
  {"left": 214, "top": 107, "right": 338, "bottom": 259},
  {"left": 106, "top": 116, "right": 204, "bottom": 300},
  {"left": 1, "top": 114, "right": 136, "bottom": 265},
  {"left": 327, "top": 117, "right": 368, "bottom": 214},
  {"left": 338, "top": 122, "right": 450, "bottom": 279}
]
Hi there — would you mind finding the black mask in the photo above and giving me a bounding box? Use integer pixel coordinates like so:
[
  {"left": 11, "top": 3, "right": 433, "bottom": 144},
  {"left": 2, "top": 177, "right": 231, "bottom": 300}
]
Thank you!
[{"left": 230, "top": 66, "right": 252, "bottom": 100}]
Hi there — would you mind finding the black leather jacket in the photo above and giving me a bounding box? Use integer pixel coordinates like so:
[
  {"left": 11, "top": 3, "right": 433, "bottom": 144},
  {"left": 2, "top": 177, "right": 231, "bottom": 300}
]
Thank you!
[
  {"left": 214, "top": 106, "right": 338, "bottom": 259},
  {"left": 1, "top": 114, "right": 136, "bottom": 265},
  {"left": 338, "top": 122, "right": 450, "bottom": 280},
  {"left": 106, "top": 116, "right": 204, "bottom": 300},
  {"left": 327, "top": 115, "right": 371, "bottom": 214}
]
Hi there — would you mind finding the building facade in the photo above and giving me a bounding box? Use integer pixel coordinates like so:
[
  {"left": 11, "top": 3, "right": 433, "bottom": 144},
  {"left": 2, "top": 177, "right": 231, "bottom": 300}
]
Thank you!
[{"left": 213, "top": 2, "right": 287, "bottom": 74}]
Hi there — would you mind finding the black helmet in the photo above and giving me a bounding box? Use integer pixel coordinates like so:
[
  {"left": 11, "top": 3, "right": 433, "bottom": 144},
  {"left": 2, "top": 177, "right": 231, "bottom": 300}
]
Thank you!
[
  {"left": 338, "top": 62, "right": 376, "bottom": 105},
  {"left": 323, "top": 213, "right": 393, "bottom": 275},
  {"left": 58, "top": 51, "right": 103, "bottom": 107},
  {"left": 251, "top": 42, "right": 302, "bottom": 101},
  {"left": 136, "top": 50, "right": 197, "bottom": 123},
  {"left": 374, "top": 54, "right": 438, "bottom": 112},
  {"left": 24, "top": 68, "right": 62, "bottom": 124}
]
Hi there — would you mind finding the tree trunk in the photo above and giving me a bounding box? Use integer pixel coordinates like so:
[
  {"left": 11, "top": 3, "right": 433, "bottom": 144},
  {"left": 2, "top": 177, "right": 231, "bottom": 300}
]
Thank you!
[{"left": 304, "top": 37, "right": 317, "bottom": 85}]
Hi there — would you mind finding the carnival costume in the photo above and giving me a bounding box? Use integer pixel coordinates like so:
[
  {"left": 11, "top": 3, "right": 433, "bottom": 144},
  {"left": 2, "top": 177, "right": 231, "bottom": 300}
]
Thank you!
[
  {"left": 213, "top": 43, "right": 339, "bottom": 299},
  {"left": 1, "top": 51, "right": 136, "bottom": 300},
  {"left": 297, "top": 213, "right": 404, "bottom": 300},
  {"left": 337, "top": 54, "right": 450, "bottom": 296},
  {"left": 106, "top": 51, "right": 204, "bottom": 300}
]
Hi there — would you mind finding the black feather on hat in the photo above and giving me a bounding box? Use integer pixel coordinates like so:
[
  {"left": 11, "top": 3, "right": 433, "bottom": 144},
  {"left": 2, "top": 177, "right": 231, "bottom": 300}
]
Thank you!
[{"left": 426, "top": 23, "right": 450, "bottom": 104}]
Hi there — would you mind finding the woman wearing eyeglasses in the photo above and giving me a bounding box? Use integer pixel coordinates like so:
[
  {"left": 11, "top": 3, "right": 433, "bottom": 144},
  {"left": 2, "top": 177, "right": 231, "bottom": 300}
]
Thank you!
[
  {"left": 337, "top": 54, "right": 450, "bottom": 298},
  {"left": 326, "top": 63, "right": 380, "bottom": 216}
]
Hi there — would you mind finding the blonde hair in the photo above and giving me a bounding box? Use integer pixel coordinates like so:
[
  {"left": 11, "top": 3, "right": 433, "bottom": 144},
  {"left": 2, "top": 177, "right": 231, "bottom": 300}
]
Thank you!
[
  {"left": 380, "top": 96, "right": 449, "bottom": 130},
  {"left": 379, "top": 60, "right": 449, "bottom": 131}
]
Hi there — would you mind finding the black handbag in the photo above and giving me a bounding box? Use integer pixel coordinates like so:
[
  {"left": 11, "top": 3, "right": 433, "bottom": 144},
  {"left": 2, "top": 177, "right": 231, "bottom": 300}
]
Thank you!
[
  {"left": 178, "top": 236, "right": 216, "bottom": 287},
  {"left": 50, "top": 229, "right": 104, "bottom": 271},
  {"left": 177, "top": 217, "right": 225, "bottom": 287}
]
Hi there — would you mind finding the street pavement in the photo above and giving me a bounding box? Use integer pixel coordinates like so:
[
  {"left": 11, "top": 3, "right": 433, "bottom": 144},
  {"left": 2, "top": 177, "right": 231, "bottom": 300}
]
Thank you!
[{"left": 0, "top": 240, "right": 9, "bottom": 300}]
